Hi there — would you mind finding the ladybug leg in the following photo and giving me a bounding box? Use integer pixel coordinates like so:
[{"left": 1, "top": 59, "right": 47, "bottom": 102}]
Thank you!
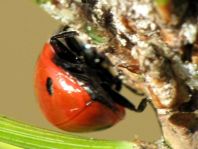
[
  {"left": 50, "top": 34, "right": 81, "bottom": 63},
  {"left": 51, "top": 30, "right": 103, "bottom": 66},
  {"left": 101, "top": 83, "right": 148, "bottom": 112},
  {"left": 112, "top": 90, "right": 148, "bottom": 112},
  {"left": 110, "top": 76, "right": 145, "bottom": 96},
  {"left": 51, "top": 31, "right": 83, "bottom": 56},
  {"left": 124, "top": 85, "right": 145, "bottom": 96},
  {"left": 54, "top": 57, "right": 85, "bottom": 73},
  {"left": 52, "top": 30, "right": 109, "bottom": 68},
  {"left": 111, "top": 76, "right": 122, "bottom": 91},
  {"left": 135, "top": 98, "right": 149, "bottom": 112},
  {"left": 52, "top": 31, "right": 78, "bottom": 39},
  {"left": 54, "top": 30, "right": 107, "bottom": 66},
  {"left": 50, "top": 35, "right": 89, "bottom": 75}
]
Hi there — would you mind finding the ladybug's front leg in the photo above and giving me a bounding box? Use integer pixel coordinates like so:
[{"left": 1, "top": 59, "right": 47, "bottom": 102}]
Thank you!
[
  {"left": 51, "top": 31, "right": 84, "bottom": 56},
  {"left": 50, "top": 32, "right": 87, "bottom": 75},
  {"left": 52, "top": 31, "right": 78, "bottom": 39},
  {"left": 50, "top": 33, "right": 81, "bottom": 63}
]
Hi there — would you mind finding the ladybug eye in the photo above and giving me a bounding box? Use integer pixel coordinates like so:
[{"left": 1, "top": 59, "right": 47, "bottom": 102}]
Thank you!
[{"left": 46, "top": 77, "right": 53, "bottom": 95}]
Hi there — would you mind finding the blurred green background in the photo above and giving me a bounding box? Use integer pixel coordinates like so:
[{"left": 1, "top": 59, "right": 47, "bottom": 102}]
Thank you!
[{"left": 0, "top": 0, "right": 161, "bottom": 146}]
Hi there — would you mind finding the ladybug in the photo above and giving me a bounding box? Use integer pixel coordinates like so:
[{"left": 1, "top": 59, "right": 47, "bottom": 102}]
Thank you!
[{"left": 34, "top": 29, "right": 147, "bottom": 132}]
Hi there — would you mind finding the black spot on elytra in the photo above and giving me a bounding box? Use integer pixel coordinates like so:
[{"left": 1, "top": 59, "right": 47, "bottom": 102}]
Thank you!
[{"left": 46, "top": 77, "right": 53, "bottom": 95}]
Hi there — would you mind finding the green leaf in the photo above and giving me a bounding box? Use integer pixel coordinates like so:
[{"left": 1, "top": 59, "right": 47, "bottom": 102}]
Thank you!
[
  {"left": 0, "top": 142, "right": 22, "bottom": 149},
  {"left": 85, "top": 25, "right": 108, "bottom": 44},
  {"left": 155, "top": 0, "right": 170, "bottom": 5},
  {"left": 0, "top": 116, "right": 134, "bottom": 149},
  {"left": 35, "top": 0, "right": 51, "bottom": 5}
]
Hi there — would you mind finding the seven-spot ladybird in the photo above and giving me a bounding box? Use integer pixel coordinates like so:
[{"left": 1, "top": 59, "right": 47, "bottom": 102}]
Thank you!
[{"left": 34, "top": 29, "right": 147, "bottom": 132}]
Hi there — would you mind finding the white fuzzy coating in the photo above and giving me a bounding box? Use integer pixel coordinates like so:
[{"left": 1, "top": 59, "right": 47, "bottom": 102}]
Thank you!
[
  {"left": 39, "top": 1, "right": 74, "bottom": 22},
  {"left": 41, "top": 0, "right": 196, "bottom": 109},
  {"left": 146, "top": 75, "right": 175, "bottom": 107},
  {"left": 131, "top": 2, "right": 152, "bottom": 18},
  {"left": 183, "top": 63, "right": 198, "bottom": 90},
  {"left": 41, "top": 2, "right": 77, "bottom": 25},
  {"left": 181, "top": 22, "right": 198, "bottom": 44}
]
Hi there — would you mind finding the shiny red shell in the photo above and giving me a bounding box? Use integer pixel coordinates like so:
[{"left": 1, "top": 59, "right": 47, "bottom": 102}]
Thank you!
[{"left": 34, "top": 43, "right": 125, "bottom": 132}]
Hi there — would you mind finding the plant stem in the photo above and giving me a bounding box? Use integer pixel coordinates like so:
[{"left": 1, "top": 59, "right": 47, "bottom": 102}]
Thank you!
[
  {"left": 155, "top": 0, "right": 170, "bottom": 5},
  {"left": 154, "top": 0, "right": 171, "bottom": 23},
  {"left": 0, "top": 116, "right": 135, "bottom": 149}
]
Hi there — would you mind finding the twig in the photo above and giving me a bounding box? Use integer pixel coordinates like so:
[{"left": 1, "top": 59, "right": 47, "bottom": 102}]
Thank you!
[{"left": 35, "top": 0, "right": 198, "bottom": 149}]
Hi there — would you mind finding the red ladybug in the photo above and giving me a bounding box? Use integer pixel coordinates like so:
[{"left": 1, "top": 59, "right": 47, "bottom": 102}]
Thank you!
[{"left": 35, "top": 30, "right": 147, "bottom": 132}]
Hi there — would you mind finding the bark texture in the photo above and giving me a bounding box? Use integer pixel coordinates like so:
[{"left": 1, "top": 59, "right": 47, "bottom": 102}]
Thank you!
[{"left": 38, "top": 0, "right": 198, "bottom": 148}]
